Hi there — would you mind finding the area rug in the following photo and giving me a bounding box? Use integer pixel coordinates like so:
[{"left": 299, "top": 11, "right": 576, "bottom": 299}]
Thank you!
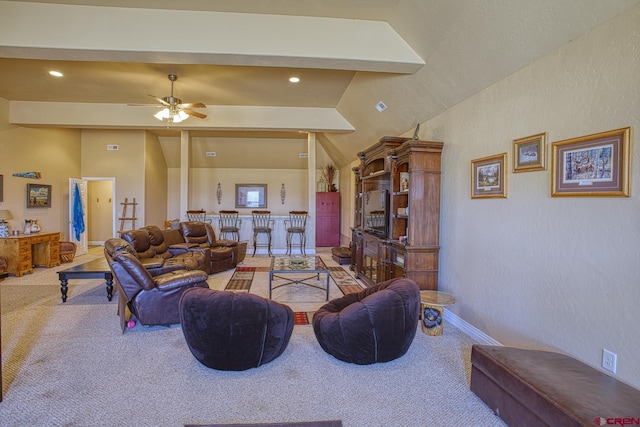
[
  {"left": 293, "top": 311, "right": 316, "bottom": 325},
  {"left": 224, "top": 267, "right": 256, "bottom": 291},
  {"left": 223, "top": 259, "right": 364, "bottom": 297},
  {"left": 328, "top": 266, "right": 363, "bottom": 295}
]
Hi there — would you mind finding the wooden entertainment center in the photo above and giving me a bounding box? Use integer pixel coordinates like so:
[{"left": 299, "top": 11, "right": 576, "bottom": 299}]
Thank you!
[{"left": 352, "top": 136, "right": 443, "bottom": 290}]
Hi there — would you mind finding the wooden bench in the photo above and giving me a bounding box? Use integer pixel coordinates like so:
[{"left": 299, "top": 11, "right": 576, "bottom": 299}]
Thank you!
[{"left": 470, "top": 345, "right": 640, "bottom": 426}]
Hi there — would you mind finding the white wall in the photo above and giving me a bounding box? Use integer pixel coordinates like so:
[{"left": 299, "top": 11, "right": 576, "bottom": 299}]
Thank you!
[
  {"left": 167, "top": 168, "right": 311, "bottom": 218},
  {"left": 420, "top": 6, "right": 640, "bottom": 388}
]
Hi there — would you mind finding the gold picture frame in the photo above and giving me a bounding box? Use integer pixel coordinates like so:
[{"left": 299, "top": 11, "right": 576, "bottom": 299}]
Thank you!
[
  {"left": 513, "top": 132, "right": 547, "bottom": 172},
  {"left": 471, "top": 153, "right": 507, "bottom": 199},
  {"left": 551, "top": 127, "right": 631, "bottom": 197}
]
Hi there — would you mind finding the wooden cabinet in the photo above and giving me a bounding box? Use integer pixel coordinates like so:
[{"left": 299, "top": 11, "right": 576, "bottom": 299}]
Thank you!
[
  {"left": 352, "top": 136, "right": 443, "bottom": 290},
  {"left": 0, "top": 232, "right": 61, "bottom": 277},
  {"left": 316, "top": 192, "right": 340, "bottom": 247}
]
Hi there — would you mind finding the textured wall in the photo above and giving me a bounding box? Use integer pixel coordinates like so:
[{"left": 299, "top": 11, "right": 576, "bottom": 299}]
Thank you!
[{"left": 423, "top": 6, "right": 640, "bottom": 388}]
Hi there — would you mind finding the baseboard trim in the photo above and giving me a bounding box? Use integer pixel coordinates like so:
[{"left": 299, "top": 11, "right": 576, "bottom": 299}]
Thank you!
[{"left": 444, "top": 308, "right": 502, "bottom": 346}]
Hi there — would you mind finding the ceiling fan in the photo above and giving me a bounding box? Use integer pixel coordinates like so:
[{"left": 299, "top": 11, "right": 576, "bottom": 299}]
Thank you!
[{"left": 148, "top": 74, "right": 207, "bottom": 123}]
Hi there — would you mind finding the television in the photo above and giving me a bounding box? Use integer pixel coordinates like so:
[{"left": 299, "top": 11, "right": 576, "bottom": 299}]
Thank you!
[{"left": 363, "top": 189, "right": 389, "bottom": 238}]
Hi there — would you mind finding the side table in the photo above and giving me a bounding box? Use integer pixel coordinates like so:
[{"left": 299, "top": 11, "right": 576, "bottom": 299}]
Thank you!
[{"left": 420, "top": 290, "right": 456, "bottom": 336}]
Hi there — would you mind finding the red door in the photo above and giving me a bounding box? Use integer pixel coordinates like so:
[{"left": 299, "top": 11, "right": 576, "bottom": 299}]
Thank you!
[{"left": 316, "top": 192, "right": 340, "bottom": 247}]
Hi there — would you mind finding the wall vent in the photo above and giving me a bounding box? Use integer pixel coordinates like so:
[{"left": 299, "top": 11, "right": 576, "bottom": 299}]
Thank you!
[
  {"left": 299, "top": 153, "right": 308, "bottom": 158},
  {"left": 205, "top": 151, "right": 217, "bottom": 157},
  {"left": 375, "top": 101, "right": 388, "bottom": 112},
  {"left": 106, "top": 144, "right": 119, "bottom": 151}
]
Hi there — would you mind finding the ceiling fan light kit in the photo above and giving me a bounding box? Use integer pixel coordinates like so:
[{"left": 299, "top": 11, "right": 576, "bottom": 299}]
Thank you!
[{"left": 151, "top": 74, "right": 207, "bottom": 124}]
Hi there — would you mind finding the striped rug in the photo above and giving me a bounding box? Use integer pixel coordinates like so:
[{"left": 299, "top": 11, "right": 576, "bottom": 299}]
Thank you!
[
  {"left": 223, "top": 266, "right": 256, "bottom": 291},
  {"left": 293, "top": 311, "right": 316, "bottom": 325},
  {"left": 328, "top": 266, "right": 363, "bottom": 295}
]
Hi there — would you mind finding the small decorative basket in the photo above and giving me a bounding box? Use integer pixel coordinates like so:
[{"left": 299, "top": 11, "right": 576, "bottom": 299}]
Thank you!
[{"left": 60, "top": 253, "right": 75, "bottom": 263}]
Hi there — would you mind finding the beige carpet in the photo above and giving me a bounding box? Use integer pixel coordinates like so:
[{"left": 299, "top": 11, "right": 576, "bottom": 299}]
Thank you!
[{"left": 0, "top": 250, "right": 506, "bottom": 426}]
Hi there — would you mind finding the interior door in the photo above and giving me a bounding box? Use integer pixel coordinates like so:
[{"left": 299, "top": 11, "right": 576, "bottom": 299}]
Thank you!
[{"left": 69, "top": 178, "right": 88, "bottom": 256}]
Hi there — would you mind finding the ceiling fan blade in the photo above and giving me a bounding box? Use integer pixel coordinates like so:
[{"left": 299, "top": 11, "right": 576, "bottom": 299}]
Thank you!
[
  {"left": 148, "top": 95, "right": 170, "bottom": 106},
  {"left": 179, "top": 102, "right": 206, "bottom": 109},
  {"left": 182, "top": 109, "right": 207, "bottom": 119}
]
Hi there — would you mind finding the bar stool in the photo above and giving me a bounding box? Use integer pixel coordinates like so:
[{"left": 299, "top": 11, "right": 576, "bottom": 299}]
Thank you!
[
  {"left": 251, "top": 210, "right": 273, "bottom": 256},
  {"left": 218, "top": 210, "right": 241, "bottom": 241},
  {"left": 186, "top": 209, "right": 211, "bottom": 224},
  {"left": 285, "top": 211, "right": 308, "bottom": 255}
]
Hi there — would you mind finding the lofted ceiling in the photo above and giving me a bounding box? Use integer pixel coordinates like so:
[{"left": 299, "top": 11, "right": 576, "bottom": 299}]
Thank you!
[{"left": 1, "top": 0, "right": 639, "bottom": 168}]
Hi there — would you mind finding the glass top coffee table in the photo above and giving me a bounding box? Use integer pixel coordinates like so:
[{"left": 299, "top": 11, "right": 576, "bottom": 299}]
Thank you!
[{"left": 269, "top": 255, "right": 330, "bottom": 301}]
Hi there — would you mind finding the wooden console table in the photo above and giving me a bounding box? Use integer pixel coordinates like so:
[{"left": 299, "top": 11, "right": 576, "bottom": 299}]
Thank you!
[{"left": 0, "top": 232, "right": 61, "bottom": 277}]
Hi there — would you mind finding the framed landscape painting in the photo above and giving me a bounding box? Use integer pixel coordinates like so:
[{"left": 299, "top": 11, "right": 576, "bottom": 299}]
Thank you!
[
  {"left": 471, "top": 153, "right": 507, "bottom": 199},
  {"left": 513, "top": 132, "right": 546, "bottom": 172},
  {"left": 551, "top": 127, "right": 631, "bottom": 197},
  {"left": 27, "top": 183, "right": 52, "bottom": 208}
]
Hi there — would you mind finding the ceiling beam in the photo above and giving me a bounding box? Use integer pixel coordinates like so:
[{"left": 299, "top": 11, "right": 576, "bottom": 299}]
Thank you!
[{"left": 0, "top": 1, "right": 424, "bottom": 74}]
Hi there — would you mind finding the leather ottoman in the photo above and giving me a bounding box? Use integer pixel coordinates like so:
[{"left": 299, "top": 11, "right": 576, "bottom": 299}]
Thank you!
[{"left": 470, "top": 345, "right": 640, "bottom": 426}]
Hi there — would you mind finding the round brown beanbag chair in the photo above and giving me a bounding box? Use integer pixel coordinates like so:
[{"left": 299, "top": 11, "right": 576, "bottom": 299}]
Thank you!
[
  {"left": 179, "top": 287, "right": 294, "bottom": 371},
  {"left": 312, "top": 277, "right": 420, "bottom": 365}
]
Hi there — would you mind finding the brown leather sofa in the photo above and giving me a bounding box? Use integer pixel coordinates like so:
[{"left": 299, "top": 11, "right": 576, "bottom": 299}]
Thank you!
[
  {"left": 121, "top": 223, "right": 239, "bottom": 275},
  {"left": 121, "top": 226, "right": 211, "bottom": 274},
  {"left": 180, "top": 221, "right": 238, "bottom": 273},
  {"left": 104, "top": 238, "right": 209, "bottom": 333}
]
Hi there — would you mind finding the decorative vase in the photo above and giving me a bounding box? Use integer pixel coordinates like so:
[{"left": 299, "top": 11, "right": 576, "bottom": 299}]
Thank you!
[
  {"left": 30, "top": 219, "right": 41, "bottom": 233},
  {"left": 0, "top": 221, "right": 9, "bottom": 238},
  {"left": 24, "top": 220, "right": 32, "bottom": 235}
]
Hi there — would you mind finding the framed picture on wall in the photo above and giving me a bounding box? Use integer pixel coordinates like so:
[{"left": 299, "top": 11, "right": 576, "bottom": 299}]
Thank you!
[
  {"left": 551, "top": 127, "right": 631, "bottom": 197},
  {"left": 471, "top": 153, "right": 507, "bottom": 199},
  {"left": 235, "top": 184, "right": 267, "bottom": 208},
  {"left": 513, "top": 132, "right": 547, "bottom": 172},
  {"left": 27, "top": 183, "right": 52, "bottom": 208}
]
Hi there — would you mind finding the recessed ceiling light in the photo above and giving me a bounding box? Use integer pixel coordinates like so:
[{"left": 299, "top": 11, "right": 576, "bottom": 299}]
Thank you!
[
  {"left": 49, "top": 71, "right": 63, "bottom": 77},
  {"left": 289, "top": 77, "right": 300, "bottom": 83}
]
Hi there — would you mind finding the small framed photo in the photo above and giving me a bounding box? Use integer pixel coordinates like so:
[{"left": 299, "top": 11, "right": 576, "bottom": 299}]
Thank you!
[
  {"left": 471, "top": 153, "right": 507, "bottom": 199},
  {"left": 27, "top": 183, "right": 52, "bottom": 208},
  {"left": 399, "top": 172, "right": 409, "bottom": 192},
  {"left": 513, "top": 132, "right": 546, "bottom": 172},
  {"left": 551, "top": 127, "right": 631, "bottom": 197},
  {"left": 235, "top": 184, "right": 267, "bottom": 208}
]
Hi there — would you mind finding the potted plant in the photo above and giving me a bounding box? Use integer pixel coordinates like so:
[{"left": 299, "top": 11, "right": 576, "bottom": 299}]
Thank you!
[{"left": 322, "top": 164, "right": 337, "bottom": 192}]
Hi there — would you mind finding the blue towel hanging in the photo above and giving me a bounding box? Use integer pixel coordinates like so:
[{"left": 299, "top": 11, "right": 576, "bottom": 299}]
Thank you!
[{"left": 72, "top": 183, "right": 85, "bottom": 241}]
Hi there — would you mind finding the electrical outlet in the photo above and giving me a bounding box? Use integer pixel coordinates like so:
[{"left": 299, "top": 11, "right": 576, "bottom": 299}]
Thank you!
[{"left": 602, "top": 349, "right": 617, "bottom": 374}]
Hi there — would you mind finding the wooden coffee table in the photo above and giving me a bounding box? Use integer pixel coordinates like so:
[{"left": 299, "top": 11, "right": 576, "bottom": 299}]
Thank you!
[{"left": 57, "top": 258, "right": 113, "bottom": 303}]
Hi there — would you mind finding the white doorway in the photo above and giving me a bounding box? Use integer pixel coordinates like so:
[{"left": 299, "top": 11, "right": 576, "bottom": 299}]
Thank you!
[
  {"left": 86, "top": 178, "right": 116, "bottom": 245},
  {"left": 69, "top": 177, "right": 117, "bottom": 253}
]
